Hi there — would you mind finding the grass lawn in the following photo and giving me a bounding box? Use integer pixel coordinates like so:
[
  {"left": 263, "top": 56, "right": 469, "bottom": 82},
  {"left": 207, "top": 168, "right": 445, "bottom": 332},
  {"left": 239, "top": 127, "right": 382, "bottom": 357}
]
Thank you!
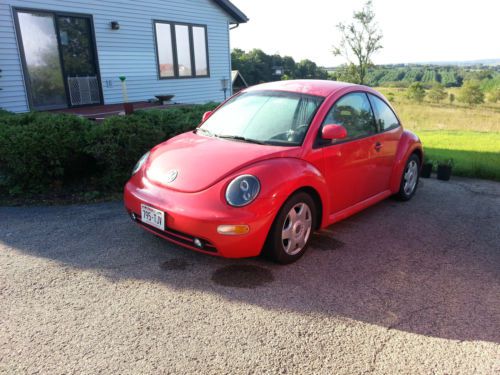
[
  {"left": 375, "top": 87, "right": 500, "bottom": 181},
  {"left": 417, "top": 131, "right": 500, "bottom": 181}
]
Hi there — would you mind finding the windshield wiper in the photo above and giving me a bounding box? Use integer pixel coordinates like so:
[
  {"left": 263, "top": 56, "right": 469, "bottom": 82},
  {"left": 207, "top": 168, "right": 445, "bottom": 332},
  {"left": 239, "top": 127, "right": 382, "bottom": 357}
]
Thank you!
[
  {"left": 194, "top": 127, "right": 215, "bottom": 137},
  {"left": 216, "top": 134, "right": 268, "bottom": 145}
]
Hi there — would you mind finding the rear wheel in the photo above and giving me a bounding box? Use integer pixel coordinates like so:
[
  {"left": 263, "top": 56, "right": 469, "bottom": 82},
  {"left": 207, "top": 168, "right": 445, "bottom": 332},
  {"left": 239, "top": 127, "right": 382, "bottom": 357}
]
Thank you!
[
  {"left": 264, "top": 192, "right": 316, "bottom": 264},
  {"left": 396, "top": 154, "right": 420, "bottom": 201}
]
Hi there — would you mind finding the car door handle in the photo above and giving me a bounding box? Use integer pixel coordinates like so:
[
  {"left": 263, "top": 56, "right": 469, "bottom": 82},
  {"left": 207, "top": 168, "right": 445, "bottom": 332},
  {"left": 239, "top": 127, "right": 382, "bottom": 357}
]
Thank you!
[{"left": 374, "top": 142, "right": 383, "bottom": 152}]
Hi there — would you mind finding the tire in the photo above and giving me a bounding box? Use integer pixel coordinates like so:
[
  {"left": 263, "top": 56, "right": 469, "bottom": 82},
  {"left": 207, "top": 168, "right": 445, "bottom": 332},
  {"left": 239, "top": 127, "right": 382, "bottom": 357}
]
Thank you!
[
  {"left": 263, "top": 192, "right": 316, "bottom": 264},
  {"left": 396, "top": 154, "right": 420, "bottom": 201}
]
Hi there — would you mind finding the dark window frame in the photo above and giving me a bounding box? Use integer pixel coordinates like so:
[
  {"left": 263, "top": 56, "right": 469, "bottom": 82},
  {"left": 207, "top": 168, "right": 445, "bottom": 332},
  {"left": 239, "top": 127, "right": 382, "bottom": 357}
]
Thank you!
[
  {"left": 315, "top": 91, "right": 378, "bottom": 148},
  {"left": 153, "top": 20, "right": 210, "bottom": 80},
  {"left": 12, "top": 6, "right": 104, "bottom": 110},
  {"left": 367, "top": 93, "right": 401, "bottom": 133}
]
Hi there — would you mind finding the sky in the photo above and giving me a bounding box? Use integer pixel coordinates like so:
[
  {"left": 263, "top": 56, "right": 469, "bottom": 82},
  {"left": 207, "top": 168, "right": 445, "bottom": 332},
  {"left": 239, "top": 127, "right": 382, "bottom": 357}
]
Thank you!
[{"left": 229, "top": 0, "right": 500, "bottom": 67}]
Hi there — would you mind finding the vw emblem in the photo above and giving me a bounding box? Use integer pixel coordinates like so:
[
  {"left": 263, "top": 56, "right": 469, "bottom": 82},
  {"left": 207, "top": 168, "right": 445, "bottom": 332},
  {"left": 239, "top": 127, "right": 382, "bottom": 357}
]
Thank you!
[{"left": 164, "top": 169, "right": 178, "bottom": 183}]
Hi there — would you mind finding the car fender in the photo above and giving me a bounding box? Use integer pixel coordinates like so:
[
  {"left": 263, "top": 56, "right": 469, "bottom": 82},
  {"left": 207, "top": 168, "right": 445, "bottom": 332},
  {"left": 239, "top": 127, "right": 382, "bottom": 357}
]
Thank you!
[
  {"left": 229, "top": 157, "right": 330, "bottom": 228},
  {"left": 389, "top": 130, "right": 423, "bottom": 193}
]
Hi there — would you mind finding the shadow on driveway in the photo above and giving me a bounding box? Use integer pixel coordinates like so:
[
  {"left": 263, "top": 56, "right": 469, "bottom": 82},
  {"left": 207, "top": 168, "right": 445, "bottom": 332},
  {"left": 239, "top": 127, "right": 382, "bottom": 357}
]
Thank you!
[{"left": 1, "top": 178, "right": 499, "bottom": 343}]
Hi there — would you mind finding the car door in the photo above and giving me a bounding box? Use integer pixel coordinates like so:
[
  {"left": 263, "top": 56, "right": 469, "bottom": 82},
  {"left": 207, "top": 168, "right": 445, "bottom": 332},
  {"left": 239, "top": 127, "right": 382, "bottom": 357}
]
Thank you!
[
  {"left": 319, "top": 92, "right": 378, "bottom": 214},
  {"left": 367, "top": 94, "right": 404, "bottom": 193}
]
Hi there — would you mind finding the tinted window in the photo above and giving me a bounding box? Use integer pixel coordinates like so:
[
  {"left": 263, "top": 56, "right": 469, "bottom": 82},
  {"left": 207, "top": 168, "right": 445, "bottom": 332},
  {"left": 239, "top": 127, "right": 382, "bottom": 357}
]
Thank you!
[
  {"left": 322, "top": 93, "right": 376, "bottom": 140},
  {"left": 369, "top": 94, "right": 400, "bottom": 131}
]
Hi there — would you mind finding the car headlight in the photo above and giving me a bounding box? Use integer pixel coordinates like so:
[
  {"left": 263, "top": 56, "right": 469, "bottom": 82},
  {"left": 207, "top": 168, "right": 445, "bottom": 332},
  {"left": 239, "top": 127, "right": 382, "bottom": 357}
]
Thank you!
[
  {"left": 225, "top": 175, "right": 260, "bottom": 207},
  {"left": 132, "top": 151, "right": 150, "bottom": 175}
]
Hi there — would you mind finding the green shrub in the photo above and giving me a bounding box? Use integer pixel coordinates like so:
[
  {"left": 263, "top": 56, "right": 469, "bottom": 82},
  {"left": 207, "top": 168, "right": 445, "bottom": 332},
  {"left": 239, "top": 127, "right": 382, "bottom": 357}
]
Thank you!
[
  {"left": 458, "top": 80, "right": 484, "bottom": 106},
  {"left": 0, "top": 109, "right": 14, "bottom": 117},
  {"left": 0, "top": 103, "right": 219, "bottom": 197},
  {"left": 0, "top": 112, "right": 92, "bottom": 194},
  {"left": 406, "top": 82, "right": 426, "bottom": 103},
  {"left": 86, "top": 114, "right": 168, "bottom": 189},
  {"left": 86, "top": 103, "right": 218, "bottom": 190}
]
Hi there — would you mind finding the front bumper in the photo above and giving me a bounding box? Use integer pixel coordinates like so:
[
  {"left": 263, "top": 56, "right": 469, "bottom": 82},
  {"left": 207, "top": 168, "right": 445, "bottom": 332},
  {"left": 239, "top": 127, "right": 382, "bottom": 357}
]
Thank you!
[{"left": 123, "top": 175, "right": 278, "bottom": 258}]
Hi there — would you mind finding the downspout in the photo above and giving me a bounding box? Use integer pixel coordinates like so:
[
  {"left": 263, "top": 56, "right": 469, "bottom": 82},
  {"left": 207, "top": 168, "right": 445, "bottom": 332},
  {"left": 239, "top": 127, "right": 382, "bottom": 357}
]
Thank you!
[{"left": 227, "top": 21, "right": 233, "bottom": 97}]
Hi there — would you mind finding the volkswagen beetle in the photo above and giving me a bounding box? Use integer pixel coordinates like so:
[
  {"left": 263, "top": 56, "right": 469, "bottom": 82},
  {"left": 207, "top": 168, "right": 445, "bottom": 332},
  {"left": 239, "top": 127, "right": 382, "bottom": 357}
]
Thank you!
[{"left": 124, "top": 80, "right": 423, "bottom": 263}]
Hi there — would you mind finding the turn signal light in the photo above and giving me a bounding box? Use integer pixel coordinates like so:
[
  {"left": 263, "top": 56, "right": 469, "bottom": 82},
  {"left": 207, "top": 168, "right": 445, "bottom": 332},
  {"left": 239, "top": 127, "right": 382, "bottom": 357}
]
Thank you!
[{"left": 217, "top": 225, "right": 250, "bottom": 235}]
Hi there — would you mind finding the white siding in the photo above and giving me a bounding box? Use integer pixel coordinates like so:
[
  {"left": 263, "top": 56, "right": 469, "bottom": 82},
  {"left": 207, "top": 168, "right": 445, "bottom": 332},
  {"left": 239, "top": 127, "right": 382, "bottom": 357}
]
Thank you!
[{"left": 0, "top": 0, "right": 235, "bottom": 112}]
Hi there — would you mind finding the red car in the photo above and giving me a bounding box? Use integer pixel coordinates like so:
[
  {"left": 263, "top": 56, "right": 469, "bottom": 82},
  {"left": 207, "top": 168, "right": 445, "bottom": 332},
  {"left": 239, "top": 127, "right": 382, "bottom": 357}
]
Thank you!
[{"left": 124, "top": 80, "right": 422, "bottom": 263}]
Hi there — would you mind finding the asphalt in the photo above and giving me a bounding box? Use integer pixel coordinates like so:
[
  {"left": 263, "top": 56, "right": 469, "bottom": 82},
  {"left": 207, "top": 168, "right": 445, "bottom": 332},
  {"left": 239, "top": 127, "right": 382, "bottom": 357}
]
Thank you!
[{"left": 1, "top": 177, "right": 499, "bottom": 374}]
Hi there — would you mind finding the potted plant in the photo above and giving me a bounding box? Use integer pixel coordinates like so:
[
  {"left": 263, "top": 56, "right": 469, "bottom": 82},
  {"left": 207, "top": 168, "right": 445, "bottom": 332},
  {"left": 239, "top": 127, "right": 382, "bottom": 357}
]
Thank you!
[
  {"left": 420, "top": 159, "right": 433, "bottom": 178},
  {"left": 436, "top": 159, "right": 453, "bottom": 181}
]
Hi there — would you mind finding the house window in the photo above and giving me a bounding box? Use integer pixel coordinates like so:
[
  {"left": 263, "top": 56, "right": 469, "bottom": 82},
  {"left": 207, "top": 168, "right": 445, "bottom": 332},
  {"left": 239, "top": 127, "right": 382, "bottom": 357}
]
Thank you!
[
  {"left": 155, "top": 23, "right": 174, "bottom": 78},
  {"left": 154, "top": 21, "right": 209, "bottom": 79}
]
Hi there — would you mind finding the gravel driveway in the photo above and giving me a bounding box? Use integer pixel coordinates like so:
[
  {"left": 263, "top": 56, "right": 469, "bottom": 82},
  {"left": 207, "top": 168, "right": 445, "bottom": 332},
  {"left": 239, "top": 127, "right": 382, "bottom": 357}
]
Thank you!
[{"left": 1, "top": 177, "right": 499, "bottom": 374}]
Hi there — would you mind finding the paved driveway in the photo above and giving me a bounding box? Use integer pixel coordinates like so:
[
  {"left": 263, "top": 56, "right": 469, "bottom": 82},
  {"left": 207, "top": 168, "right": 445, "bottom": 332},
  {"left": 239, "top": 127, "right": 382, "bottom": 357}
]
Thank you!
[{"left": 1, "top": 178, "right": 499, "bottom": 374}]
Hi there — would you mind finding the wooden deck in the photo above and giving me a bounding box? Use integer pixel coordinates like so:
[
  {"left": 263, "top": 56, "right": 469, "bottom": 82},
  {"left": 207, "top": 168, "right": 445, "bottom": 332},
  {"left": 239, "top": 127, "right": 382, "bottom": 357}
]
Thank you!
[{"left": 48, "top": 101, "right": 181, "bottom": 120}]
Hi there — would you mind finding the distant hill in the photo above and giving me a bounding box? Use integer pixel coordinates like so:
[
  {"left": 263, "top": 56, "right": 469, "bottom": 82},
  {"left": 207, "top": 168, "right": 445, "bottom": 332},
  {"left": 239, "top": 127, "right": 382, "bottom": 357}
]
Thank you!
[
  {"left": 325, "top": 58, "right": 500, "bottom": 71},
  {"left": 327, "top": 63, "right": 500, "bottom": 88},
  {"left": 409, "top": 58, "right": 500, "bottom": 67}
]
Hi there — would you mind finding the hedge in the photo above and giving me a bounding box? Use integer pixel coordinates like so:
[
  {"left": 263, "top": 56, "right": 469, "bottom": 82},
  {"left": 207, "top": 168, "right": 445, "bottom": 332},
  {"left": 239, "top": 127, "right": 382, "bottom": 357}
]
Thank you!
[{"left": 0, "top": 103, "right": 218, "bottom": 196}]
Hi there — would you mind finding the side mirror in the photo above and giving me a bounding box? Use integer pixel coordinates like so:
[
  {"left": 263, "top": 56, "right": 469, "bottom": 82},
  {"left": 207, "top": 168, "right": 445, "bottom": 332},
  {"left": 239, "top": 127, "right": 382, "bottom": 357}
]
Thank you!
[
  {"left": 322, "top": 124, "right": 347, "bottom": 140},
  {"left": 202, "top": 111, "right": 213, "bottom": 122}
]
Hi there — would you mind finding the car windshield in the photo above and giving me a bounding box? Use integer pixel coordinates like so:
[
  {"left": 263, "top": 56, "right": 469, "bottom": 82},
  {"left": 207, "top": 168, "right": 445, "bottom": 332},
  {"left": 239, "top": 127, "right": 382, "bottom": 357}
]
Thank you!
[{"left": 198, "top": 90, "right": 323, "bottom": 146}]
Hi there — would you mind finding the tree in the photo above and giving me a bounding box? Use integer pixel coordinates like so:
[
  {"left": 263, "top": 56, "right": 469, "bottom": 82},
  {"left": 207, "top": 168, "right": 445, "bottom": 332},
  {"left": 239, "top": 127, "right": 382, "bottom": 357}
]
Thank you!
[
  {"left": 231, "top": 49, "right": 328, "bottom": 85},
  {"left": 332, "top": 1, "right": 383, "bottom": 85},
  {"left": 458, "top": 80, "right": 484, "bottom": 106},
  {"left": 427, "top": 83, "right": 447, "bottom": 103},
  {"left": 294, "top": 59, "right": 328, "bottom": 80},
  {"left": 334, "top": 63, "right": 359, "bottom": 84},
  {"left": 449, "top": 93, "right": 455, "bottom": 104},
  {"left": 406, "top": 82, "right": 426, "bottom": 103},
  {"left": 487, "top": 88, "right": 500, "bottom": 103}
]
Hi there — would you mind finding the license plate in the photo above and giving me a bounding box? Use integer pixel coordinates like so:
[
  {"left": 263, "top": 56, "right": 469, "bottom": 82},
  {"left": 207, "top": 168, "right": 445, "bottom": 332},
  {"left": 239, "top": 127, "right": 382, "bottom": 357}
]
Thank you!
[{"left": 141, "top": 204, "right": 165, "bottom": 231}]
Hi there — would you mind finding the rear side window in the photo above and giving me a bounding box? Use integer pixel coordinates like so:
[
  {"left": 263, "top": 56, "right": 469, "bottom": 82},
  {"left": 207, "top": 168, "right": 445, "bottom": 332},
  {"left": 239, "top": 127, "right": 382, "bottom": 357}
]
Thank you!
[
  {"left": 369, "top": 94, "right": 400, "bottom": 132},
  {"left": 322, "top": 92, "right": 376, "bottom": 141}
]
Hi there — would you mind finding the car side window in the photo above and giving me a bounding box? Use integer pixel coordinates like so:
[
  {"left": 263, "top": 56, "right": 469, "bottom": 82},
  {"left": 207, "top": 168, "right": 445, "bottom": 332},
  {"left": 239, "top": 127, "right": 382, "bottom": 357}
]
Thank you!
[
  {"left": 368, "top": 94, "right": 400, "bottom": 132},
  {"left": 322, "top": 93, "right": 376, "bottom": 141}
]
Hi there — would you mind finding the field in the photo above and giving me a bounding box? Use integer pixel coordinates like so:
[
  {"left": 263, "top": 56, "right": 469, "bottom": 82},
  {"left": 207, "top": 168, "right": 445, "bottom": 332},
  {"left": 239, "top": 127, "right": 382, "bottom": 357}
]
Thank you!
[{"left": 376, "top": 87, "right": 500, "bottom": 181}]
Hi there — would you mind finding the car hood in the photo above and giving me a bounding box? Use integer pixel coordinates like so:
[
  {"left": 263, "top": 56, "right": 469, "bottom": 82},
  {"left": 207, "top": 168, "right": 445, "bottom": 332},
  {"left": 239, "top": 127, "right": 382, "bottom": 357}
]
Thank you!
[{"left": 145, "top": 132, "right": 301, "bottom": 193}]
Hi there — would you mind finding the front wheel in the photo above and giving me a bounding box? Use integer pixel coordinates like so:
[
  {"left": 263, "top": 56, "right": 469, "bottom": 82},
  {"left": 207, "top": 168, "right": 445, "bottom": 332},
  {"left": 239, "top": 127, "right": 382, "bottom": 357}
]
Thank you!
[
  {"left": 396, "top": 154, "right": 420, "bottom": 201},
  {"left": 264, "top": 192, "right": 316, "bottom": 264}
]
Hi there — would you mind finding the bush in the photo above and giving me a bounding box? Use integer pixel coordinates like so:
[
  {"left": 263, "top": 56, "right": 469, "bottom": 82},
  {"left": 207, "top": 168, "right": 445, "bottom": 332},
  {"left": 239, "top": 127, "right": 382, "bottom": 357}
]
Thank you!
[
  {"left": 406, "top": 82, "right": 426, "bottom": 103},
  {"left": 88, "top": 103, "right": 218, "bottom": 189},
  {"left": 458, "top": 80, "right": 484, "bottom": 106},
  {"left": 0, "top": 103, "right": 219, "bottom": 196},
  {"left": 0, "top": 112, "right": 92, "bottom": 194},
  {"left": 487, "top": 88, "right": 500, "bottom": 103},
  {"left": 427, "top": 83, "right": 447, "bottom": 103},
  {"left": 86, "top": 114, "right": 168, "bottom": 189}
]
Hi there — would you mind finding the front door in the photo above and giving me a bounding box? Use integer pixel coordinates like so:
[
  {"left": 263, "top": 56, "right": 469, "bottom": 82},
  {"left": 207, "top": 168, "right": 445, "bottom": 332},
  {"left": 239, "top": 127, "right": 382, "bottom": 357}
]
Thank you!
[
  {"left": 15, "top": 10, "right": 101, "bottom": 110},
  {"left": 319, "top": 92, "right": 379, "bottom": 214}
]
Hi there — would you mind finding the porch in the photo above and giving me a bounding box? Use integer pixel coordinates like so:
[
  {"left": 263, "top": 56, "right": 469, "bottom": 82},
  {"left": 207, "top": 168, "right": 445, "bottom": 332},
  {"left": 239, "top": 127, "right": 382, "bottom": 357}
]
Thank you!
[{"left": 49, "top": 101, "right": 184, "bottom": 121}]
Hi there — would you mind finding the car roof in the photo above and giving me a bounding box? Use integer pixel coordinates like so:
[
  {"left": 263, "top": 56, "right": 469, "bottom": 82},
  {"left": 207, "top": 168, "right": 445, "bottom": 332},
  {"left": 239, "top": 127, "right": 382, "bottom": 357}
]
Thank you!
[{"left": 243, "top": 79, "right": 363, "bottom": 97}]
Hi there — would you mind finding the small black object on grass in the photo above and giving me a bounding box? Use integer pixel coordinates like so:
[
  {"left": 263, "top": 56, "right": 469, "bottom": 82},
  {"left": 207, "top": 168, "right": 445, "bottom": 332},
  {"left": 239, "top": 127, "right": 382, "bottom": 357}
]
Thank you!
[
  {"left": 437, "top": 159, "right": 453, "bottom": 181},
  {"left": 420, "top": 162, "right": 433, "bottom": 178}
]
